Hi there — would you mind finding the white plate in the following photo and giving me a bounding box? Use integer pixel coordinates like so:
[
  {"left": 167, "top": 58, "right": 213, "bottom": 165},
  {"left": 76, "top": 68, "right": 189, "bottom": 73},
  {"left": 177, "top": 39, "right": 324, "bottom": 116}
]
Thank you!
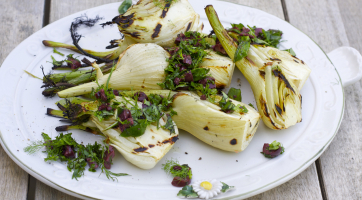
[{"left": 0, "top": 1, "right": 357, "bottom": 199}]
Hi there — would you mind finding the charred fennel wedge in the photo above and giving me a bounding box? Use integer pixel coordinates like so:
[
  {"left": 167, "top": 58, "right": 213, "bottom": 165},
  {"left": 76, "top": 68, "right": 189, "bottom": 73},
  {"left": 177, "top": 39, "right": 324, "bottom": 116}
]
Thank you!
[
  {"left": 123, "top": 90, "right": 261, "bottom": 152},
  {"left": 58, "top": 42, "right": 234, "bottom": 98},
  {"left": 205, "top": 5, "right": 310, "bottom": 130},
  {"left": 43, "top": 0, "right": 203, "bottom": 60},
  {"left": 48, "top": 94, "right": 179, "bottom": 170}
]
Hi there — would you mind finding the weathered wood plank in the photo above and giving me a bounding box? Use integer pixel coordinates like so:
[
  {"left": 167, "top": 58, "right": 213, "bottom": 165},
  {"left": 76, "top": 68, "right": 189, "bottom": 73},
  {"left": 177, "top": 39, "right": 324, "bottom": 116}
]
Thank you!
[
  {"left": 0, "top": 0, "right": 45, "bottom": 199},
  {"left": 285, "top": 0, "right": 362, "bottom": 199},
  {"left": 33, "top": 0, "right": 322, "bottom": 199}
]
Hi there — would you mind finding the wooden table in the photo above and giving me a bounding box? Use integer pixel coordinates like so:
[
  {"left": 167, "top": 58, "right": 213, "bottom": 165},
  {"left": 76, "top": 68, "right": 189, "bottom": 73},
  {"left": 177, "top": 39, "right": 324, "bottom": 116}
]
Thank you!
[{"left": 0, "top": 0, "right": 360, "bottom": 199}]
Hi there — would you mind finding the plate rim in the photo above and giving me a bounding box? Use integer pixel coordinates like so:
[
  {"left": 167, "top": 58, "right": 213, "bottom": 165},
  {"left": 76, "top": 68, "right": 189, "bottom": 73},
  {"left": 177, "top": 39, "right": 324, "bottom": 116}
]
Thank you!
[{"left": 0, "top": 1, "right": 345, "bottom": 199}]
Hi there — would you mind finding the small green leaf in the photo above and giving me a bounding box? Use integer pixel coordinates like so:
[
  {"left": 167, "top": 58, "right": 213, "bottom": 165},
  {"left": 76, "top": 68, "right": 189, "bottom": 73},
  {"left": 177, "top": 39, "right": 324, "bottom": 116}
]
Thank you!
[
  {"left": 221, "top": 182, "right": 235, "bottom": 193},
  {"left": 227, "top": 88, "right": 241, "bottom": 101},
  {"left": 118, "top": 0, "right": 132, "bottom": 15},
  {"left": 121, "top": 119, "right": 148, "bottom": 137},
  {"left": 268, "top": 140, "right": 281, "bottom": 150},
  {"left": 234, "top": 40, "right": 250, "bottom": 62},
  {"left": 283, "top": 48, "right": 296, "bottom": 56},
  {"left": 177, "top": 185, "right": 199, "bottom": 198},
  {"left": 248, "top": 103, "right": 255, "bottom": 109},
  {"left": 53, "top": 48, "right": 64, "bottom": 56}
]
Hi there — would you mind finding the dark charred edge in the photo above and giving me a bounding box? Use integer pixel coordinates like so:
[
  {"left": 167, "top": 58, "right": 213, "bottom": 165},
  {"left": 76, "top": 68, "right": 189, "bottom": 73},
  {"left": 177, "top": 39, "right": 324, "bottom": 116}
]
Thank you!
[
  {"left": 186, "top": 22, "right": 192, "bottom": 32},
  {"left": 272, "top": 69, "right": 295, "bottom": 93},
  {"left": 46, "top": 108, "right": 63, "bottom": 118},
  {"left": 172, "top": 92, "right": 188, "bottom": 101},
  {"left": 134, "top": 147, "right": 148, "bottom": 152},
  {"left": 112, "top": 13, "right": 135, "bottom": 29},
  {"left": 201, "top": 23, "right": 204, "bottom": 31},
  {"left": 283, "top": 103, "right": 286, "bottom": 112},
  {"left": 160, "top": 3, "right": 171, "bottom": 18},
  {"left": 270, "top": 58, "right": 281, "bottom": 61},
  {"left": 55, "top": 125, "right": 69, "bottom": 132},
  {"left": 122, "top": 31, "right": 141, "bottom": 39},
  {"left": 148, "top": 144, "right": 155, "bottom": 148},
  {"left": 301, "top": 60, "right": 305, "bottom": 64},
  {"left": 260, "top": 96, "right": 269, "bottom": 118},
  {"left": 82, "top": 58, "right": 92, "bottom": 66},
  {"left": 275, "top": 104, "right": 282, "bottom": 115},
  {"left": 162, "top": 135, "right": 179, "bottom": 144},
  {"left": 100, "top": 21, "right": 114, "bottom": 28},
  {"left": 216, "top": 82, "right": 226, "bottom": 89},
  {"left": 70, "top": 16, "right": 112, "bottom": 63},
  {"left": 151, "top": 24, "right": 162, "bottom": 39},
  {"left": 230, "top": 139, "right": 237, "bottom": 145},
  {"left": 106, "top": 44, "right": 119, "bottom": 49},
  {"left": 293, "top": 59, "right": 299, "bottom": 63},
  {"left": 203, "top": 126, "right": 209, "bottom": 131},
  {"left": 259, "top": 71, "right": 265, "bottom": 79},
  {"left": 250, "top": 122, "right": 252, "bottom": 127},
  {"left": 270, "top": 119, "right": 278, "bottom": 129}
]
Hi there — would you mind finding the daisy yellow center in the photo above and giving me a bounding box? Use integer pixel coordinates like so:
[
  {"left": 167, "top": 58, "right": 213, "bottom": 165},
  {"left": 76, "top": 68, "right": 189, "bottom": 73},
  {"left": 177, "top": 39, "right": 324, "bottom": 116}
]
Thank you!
[{"left": 200, "top": 181, "right": 213, "bottom": 190}]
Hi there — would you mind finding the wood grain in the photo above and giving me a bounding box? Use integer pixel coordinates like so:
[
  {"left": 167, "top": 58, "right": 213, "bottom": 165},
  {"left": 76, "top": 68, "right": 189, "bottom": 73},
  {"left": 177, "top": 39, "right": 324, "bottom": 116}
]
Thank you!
[
  {"left": 0, "top": 0, "right": 44, "bottom": 199},
  {"left": 32, "top": 0, "right": 323, "bottom": 199},
  {"left": 285, "top": 0, "right": 362, "bottom": 199}
]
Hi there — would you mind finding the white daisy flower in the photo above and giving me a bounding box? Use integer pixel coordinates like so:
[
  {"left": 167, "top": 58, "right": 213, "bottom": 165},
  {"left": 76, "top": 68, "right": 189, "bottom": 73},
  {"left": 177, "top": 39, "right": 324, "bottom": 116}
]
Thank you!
[{"left": 192, "top": 179, "right": 222, "bottom": 199}]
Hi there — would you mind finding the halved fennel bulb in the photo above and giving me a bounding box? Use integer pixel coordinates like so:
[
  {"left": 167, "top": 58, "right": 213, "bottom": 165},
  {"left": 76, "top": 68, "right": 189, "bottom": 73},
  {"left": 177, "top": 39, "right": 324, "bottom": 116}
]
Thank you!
[
  {"left": 43, "top": 0, "right": 203, "bottom": 60},
  {"left": 58, "top": 43, "right": 235, "bottom": 97},
  {"left": 125, "top": 90, "right": 261, "bottom": 152},
  {"left": 206, "top": 5, "right": 310, "bottom": 130},
  {"left": 85, "top": 96, "right": 179, "bottom": 170}
]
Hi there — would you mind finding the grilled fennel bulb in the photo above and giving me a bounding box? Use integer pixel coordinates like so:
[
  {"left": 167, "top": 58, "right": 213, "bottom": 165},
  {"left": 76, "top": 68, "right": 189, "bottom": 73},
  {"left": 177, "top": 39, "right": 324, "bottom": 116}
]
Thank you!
[
  {"left": 89, "top": 97, "right": 179, "bottom": 170},
  {"left": 52, "top": 95, "right": 179, "bottom": 170},
  {"left": 124, "top": 90, "right": 261, "bottom": 152},
  {"left": 58, "top": 43, "right": 235, "bottom": 98},
  {"left": 43, "top": 0, "right": 203, "bottom": 60},
  {"left": 206, "top": 5, "right": 311, "bottom": 130}
]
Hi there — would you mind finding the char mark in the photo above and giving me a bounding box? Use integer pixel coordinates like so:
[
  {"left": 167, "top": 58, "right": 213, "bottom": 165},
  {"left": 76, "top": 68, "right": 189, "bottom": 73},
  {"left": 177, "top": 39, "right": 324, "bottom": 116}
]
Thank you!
[
  {"left": 186, "top": 22, "right": 192, "bottom": 32},
  {"left": 270, "top": 58, "right": 281, "bottom": 61},
  {"left": 272, "top": 69, "right": 295, "bottom": 93},
  {"left": 230, "top": 139, "right": 237, "bottom": 145},
  {"left": 148, "top": 144, "right": 155, "bottom": 148},
  {"left": 275, "top": 104, "right": 282, "bottom": 115},
  {"left": 294, "top": 59, "right": 299, "bottom": 63},
  {"left": 162, "top": 135, "right": 179, "bottom": 144},
  {"left": 112, "top": 13, "right": 135, "bottom": 29},
  {"left": 134, "top": 147, "right": 148, "bottom": 152},
  {"left": 151, "top": 24, "right": 162, "bottom": 39},
  {"left": 259, "top": 70, "right": 265, "bottom": 79},
  {"left": 55, "top": 125, "right": 69, "bottom": 131},
  {"left": 160, "top": 3, "right": 171, "bottom": 18},
  {"left": 203, "top": 126, "right": 209, "bottom": 131}
]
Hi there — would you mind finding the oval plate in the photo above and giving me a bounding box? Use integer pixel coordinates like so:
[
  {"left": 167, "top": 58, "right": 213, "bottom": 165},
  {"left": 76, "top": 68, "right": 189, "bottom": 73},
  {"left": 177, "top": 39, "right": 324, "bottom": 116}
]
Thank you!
[{"left": 0, "top": 1, "right": 344, "bottom": 199}]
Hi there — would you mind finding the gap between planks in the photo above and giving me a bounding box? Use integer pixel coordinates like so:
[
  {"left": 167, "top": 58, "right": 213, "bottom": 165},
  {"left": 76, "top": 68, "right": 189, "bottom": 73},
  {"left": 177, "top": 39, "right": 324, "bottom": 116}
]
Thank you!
[{"left": 27, "top": 1, "right": 52, "bottom": 200}]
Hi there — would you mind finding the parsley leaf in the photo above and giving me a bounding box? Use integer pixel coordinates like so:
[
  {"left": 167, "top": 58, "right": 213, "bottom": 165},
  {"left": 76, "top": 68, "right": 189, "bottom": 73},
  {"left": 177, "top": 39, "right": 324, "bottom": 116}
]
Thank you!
[
  {"left": 283, "top": 48, "right": 296, "bottom": 56},
  {"left": 118, "top": 0, "right": 132, "bottom": 15},
  {"left": 234, "top": 40, "right": 250, "bottom": 62},
  {"left": 227, "top": 88, "right": 242, "bottom": 101}
]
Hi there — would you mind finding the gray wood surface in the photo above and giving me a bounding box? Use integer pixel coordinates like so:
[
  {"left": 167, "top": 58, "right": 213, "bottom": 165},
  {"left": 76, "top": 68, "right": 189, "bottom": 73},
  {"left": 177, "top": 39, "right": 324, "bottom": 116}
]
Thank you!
[
  {"left": 32, "top": 0, "right": 323, "bottom": 199},
  {"left": 0, "top": 0, "right": 44, "bottom": 199},
  {"left": 285, "top": 0, "right": 362, "bottom": 199}
]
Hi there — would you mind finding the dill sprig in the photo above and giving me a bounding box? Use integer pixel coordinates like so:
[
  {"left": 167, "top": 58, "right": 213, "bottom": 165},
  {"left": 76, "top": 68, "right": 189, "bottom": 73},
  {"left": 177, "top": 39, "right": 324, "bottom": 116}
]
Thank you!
[{"left": 24, "top": 141, "right": 45, "bottom": 155}]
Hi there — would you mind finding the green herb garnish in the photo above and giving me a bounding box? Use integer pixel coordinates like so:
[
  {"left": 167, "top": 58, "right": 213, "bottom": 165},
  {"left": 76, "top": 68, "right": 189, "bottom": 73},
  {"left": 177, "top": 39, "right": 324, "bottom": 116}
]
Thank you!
[
  {"left": 53, "top": 48, "right": 64, "bottom": 56},
  {"left": 283, "top": 48, "right": 296, "bottom": 56},
  {"left": 227, "top": 88, "right": 241, "bottom": 101},
  {"left": 118, "top": 0, "right": 132, "bottom": 15},
  {"left": 162, "top": 158, "right": 192, "bottom": 179}
]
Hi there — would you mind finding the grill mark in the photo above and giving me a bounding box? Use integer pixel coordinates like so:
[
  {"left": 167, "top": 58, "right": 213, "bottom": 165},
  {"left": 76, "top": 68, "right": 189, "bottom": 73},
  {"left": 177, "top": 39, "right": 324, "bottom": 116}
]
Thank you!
[
  {"left": 148, "top": 144, "right": 155, "bottom": 148},
  {"left": 160, "top": 3, "right": 171, "bottom": 18},
  {"left": 270, "top": 58, "right": 281, "bottom": 61},
  {"left": 161, "top": 135, "right": 179, "bottom": 144},
  {"left": 186, "top": 22, "right": 192, "bottom": 32},
  {"left": 134, "top": 147, "right": 148, "bottom": 152},
  {"left": 112, "top": 13, "right": 135, "bottom": 29},
  {"left": 259, "top": 70, "right": 265, "bottom": 79},
  {"left": 294, "top": 59, "right": 299, "bottom": 63},
  {"left": 275, "top": 104, "right": 282, "bottom": 115},
  {"left": 272, "top": 69, "right": 295, "bottom": 93},
  {"left": 246, "top": 56, "right": 255, "bottom": 65},
  {"left": 151, "top": 24, "right": 162, "bottom": 39}
]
